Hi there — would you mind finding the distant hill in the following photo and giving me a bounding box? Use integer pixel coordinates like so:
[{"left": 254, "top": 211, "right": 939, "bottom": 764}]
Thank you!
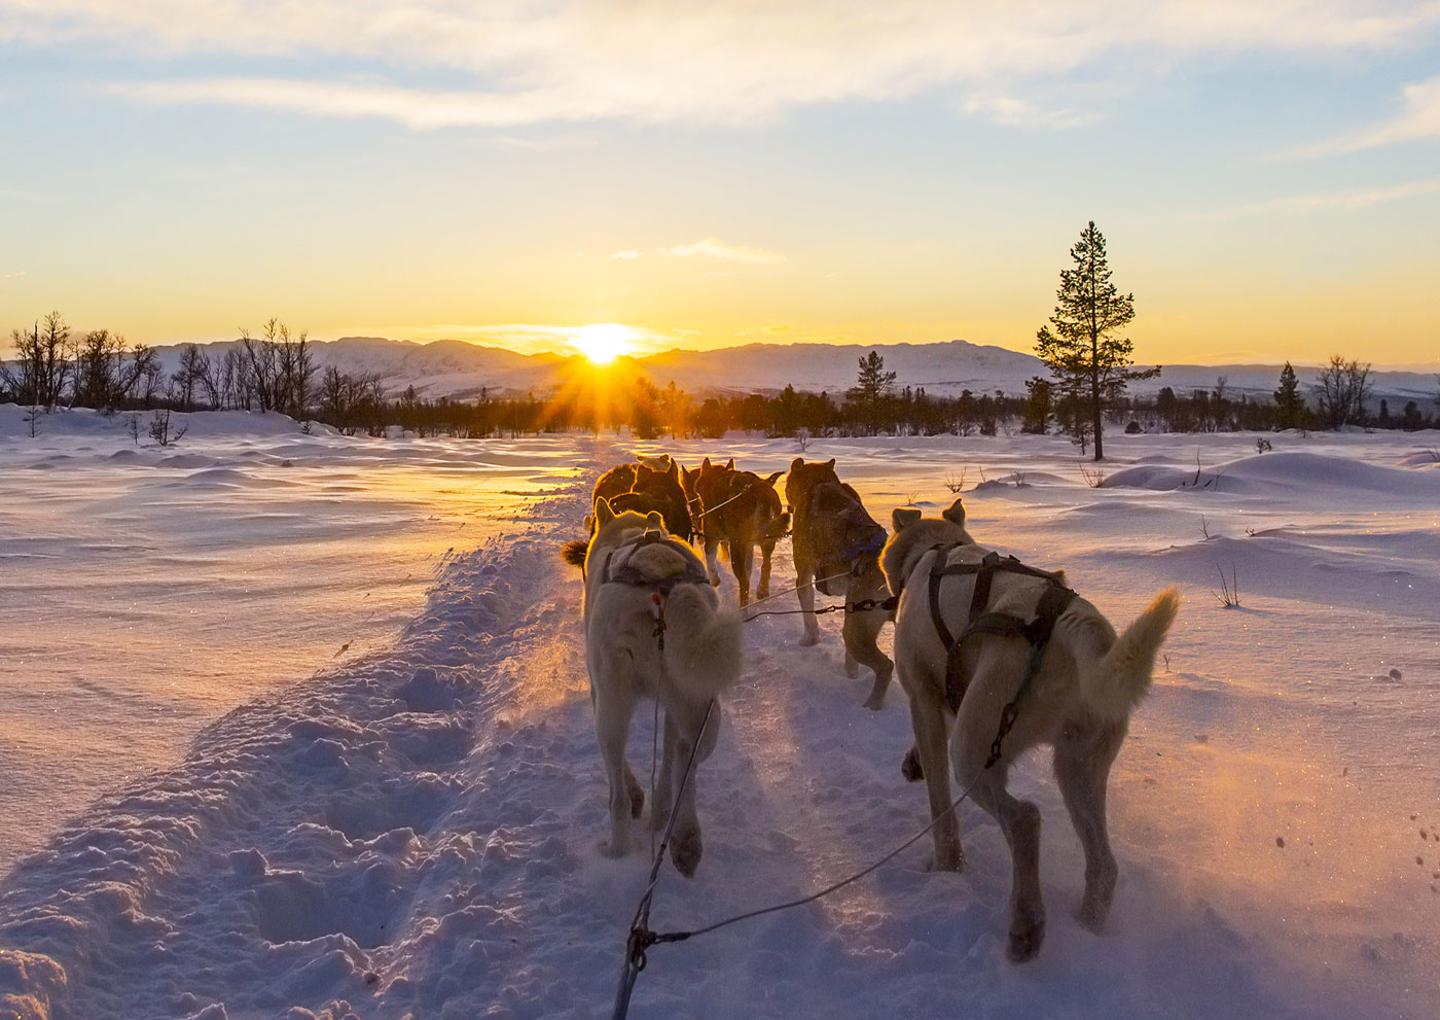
[{"left": 147, "top": 336, "right": 1439, "bottom": 406}]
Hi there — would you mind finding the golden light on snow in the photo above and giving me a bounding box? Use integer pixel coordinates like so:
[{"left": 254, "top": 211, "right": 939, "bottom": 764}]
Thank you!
[{"left": 570, "top": 323, "right": 635, "bottom": 365}]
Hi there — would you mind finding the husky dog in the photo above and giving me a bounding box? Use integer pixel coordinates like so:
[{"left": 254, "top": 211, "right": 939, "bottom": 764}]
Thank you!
[
  {"left": 680, "top": 458, "right": 789, "bottom": 607},
  {"left": 785, "top": 457, "right": 893, "bottom": 708},
  {"left": 578, "top": 498, "right": 743, "bottom": 876},
  {"left": 563, "top": 456, "right": 691, "bottom": 568},
  {"left": 883, "top": 498, "right": 1179, "bottom": 962}
]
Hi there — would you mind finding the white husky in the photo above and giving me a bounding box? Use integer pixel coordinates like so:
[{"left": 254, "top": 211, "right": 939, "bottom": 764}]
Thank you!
[
  {"left": 882, "top": 498, "right": 1179, "bottom": 962},
  {"left": 578, "top": 498, "right": 744, "bottom": 876}
]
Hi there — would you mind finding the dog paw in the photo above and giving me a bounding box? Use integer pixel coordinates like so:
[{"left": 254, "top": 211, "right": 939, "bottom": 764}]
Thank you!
[
  {"left": 648, "top": 804, "right": 670, "bottom": 832},
  {"left": 924, "top": 850, "right": 965, "bottom": 873},
  {"left": 598, "top": 837, "right": 631, "bottom": 859},
  {"left": 670, "top": 828, "right": 703, "bottom": 878},
  {"left": 900, "top": 746, "right": 924, "bottom": 782},
  {"left": 626, "top": 775, "right": 645, "bottom": 820},
  {"left": 1077, "top": 892, "right": 1112, "bottom": 933},
  {"left": 756, "top": 586, "right": 770, "bottom": 600},
  {"left": 844, "top": 658, "right": 860, "bottom": 679},
  {"left": 1007, "top": 914, "right": 1046, "bottom": 963},
  {"left": 799, "top": 632, "right": 820, "bottom": 648}
]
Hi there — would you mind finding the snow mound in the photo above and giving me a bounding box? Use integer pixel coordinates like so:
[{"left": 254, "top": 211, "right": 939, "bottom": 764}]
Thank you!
[{"left": 1103, "top": 451, "right": 1440, "bottom": 499}]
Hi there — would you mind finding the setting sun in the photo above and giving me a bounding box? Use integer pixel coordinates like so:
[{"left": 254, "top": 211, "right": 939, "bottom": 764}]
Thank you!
[{"left": 570, "top": 323, "right": 635, "bottom": 365}]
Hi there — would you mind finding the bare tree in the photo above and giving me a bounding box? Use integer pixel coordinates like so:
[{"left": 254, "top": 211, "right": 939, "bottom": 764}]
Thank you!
[
  {"left": 1314, "top": 354, "right": 1372, "bottom": 429},
  {"left": 3, "top": 311, "right": 71, "bottom": 410}
]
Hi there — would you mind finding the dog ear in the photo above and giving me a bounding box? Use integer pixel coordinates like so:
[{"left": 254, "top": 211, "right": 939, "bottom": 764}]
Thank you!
[
  {"left": 667, "top": 459, "right": 679, "bottom": 479},
  {"left": 825, "top": 458, "right": 836, "bottom": 470},
  {"left": 764, "top": 470, "right": 783, "bottom": 487},
  {"left": 789, "top": 456, "right": 805, "bottom": 473},
  {"left": 725, "top": 458, "right": 735, "bottom": 470},
  {"left": 595, "top": 497, "right": 616, "bottom": 526},
  {"left": 892, "top": 507, "right": 922, "bottom": 531},
  {"left": 702, "top": 457, "right": 712, "bottom": 470},
  {"left": 645, "top": 510, "right": 664, "bottom": 531},
  {"left": 941, "top": 498, "right": 966, "bottom": 525}
]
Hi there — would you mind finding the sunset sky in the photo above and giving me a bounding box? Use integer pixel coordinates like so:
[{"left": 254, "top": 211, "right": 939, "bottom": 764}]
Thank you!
[{"left": 2, "top": 1, "right": 1439, "bottom": 367}]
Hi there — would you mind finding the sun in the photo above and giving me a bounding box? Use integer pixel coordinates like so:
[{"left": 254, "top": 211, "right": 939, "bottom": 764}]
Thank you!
[{"left": 570, "top": 323, "right": 635, "bottom": 365}]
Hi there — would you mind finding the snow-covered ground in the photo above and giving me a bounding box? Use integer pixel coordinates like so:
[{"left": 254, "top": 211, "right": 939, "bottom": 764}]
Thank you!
[
  {"left": 2, "top": 414, "right": 1438, "bottom": 1019},
  {"left": 0, "top": 406, "right": 579, "bottom": 870}
]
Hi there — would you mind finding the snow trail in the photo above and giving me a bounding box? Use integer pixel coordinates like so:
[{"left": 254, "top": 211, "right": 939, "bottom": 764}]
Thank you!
[{"left": 3, "top": 427, "right": 1438, "bottom": 1018}]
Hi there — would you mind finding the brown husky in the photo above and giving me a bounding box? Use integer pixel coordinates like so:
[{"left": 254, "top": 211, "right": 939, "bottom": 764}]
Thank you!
[
  {"left": 680, "top": 458, "right": 789, "bottom": 608},
  {"left": 563, "top": 455, "right": 690, "bottom": 567},
  {"left": 785, "top": 457, "right": 894, "bottom": 708},
  {"left": 882, "top": 498, "right": 1179, "bottom": 962}
]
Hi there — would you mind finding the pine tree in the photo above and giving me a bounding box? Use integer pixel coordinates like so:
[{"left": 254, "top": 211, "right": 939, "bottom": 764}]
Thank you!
[
  {"left": 1273, "top": 361, "right": 1303, "bottom": 430},
  {"left": 1021, "top": 376, "right": 1052, "bottom": 434},
  {"left": 1035, "top": 222, "right": 1157, "bottom": 460},
  {"left": 848, "top": 350, "right": 896, "bottom": 434}
]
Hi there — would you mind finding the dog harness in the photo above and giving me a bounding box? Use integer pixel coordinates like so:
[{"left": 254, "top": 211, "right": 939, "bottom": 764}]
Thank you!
[
  {"left": 600, "top": 530, "right": 712, "bottom": 652},
  {"left": 802, "top": 481, "right": 888, "bottom": 597},
  {"left": 919, "top": 545, "right": 1077, "bottom": 758}
]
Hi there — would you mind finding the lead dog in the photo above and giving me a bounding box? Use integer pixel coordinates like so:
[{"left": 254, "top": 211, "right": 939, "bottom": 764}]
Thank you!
[
  {"left": 883, "top": 498, "right": 1179, "bottom": 962},
  {"left": 578, "top": 498, "right": 743, "bottom": 876}
]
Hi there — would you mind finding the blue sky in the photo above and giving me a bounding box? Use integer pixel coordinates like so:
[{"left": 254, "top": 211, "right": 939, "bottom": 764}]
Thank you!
[{"left": 2, "top": 1, "right": 1439, "bottom": 367}]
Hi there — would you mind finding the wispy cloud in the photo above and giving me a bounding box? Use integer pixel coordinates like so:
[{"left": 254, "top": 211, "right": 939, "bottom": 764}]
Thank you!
[
  {"left": 607, "top": 239, "right": 785, "bottom": 265},
  {"left": 1204, "top": 178, "right": 1440, "bottom": 216},
  {"left": 963, "top": 93, "right": 1100, "bottom": 129},
  {"left": 1286, "top": 75, "right": 1440, "bottom": 157},
  {"left": 10, "top": 2, "right": 1438, "bottom": 130},
  {"left": 661, "top": 239, "right": 785, "bottom": 265}
]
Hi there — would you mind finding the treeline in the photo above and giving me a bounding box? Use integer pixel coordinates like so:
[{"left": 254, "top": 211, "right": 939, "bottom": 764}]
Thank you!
[{"left": 5, "top": 311, "right": 1437, "bottom": 440}]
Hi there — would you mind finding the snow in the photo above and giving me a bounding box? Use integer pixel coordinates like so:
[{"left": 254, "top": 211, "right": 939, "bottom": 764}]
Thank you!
[{"left": 2, "top": 415, "right": 1439, "bottom": 1018}]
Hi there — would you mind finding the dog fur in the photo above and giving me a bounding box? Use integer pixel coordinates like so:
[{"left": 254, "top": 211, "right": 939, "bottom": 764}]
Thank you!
[
  {"left": 579, "top": 498, "right": 743, "bottom": 876},
  {"left": 563, "top": 455, "right": 690, "bottom": 568},
  {"left": 882, "top": 497, "right": 1179, "bottom": 962},
  {"left": 784, "top": 457, "right": 894, "bottom": 708},
  {"left": 680, "top": 458, "right": 789, "bottom": 607}
]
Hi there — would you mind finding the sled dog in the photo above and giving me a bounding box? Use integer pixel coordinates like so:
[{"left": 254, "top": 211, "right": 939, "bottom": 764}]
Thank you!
[
  {"left": 883, "top": 498, "right": 1179, "bottom": 962},
  {"left": 785, "top": 457, "right": 893, "bottom": 708},
  {"left": 563, "top": 455, "right": 691, "bottom": 568},
  {"left": 578, "top": 498, "right": 743, "bottom": 876},
  {"left": 680, "top": 458, "right": 789, "bottom": 607}
]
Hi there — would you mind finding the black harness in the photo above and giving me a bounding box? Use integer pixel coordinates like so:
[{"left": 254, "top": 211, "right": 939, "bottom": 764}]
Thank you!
[
  {"left": 920, "top": 545, "right": 1077, "bottom": 726},
  {"left": 600, "top": 530, "right": 712, "bottom": 652},
  {"left": 602, "top": 530, "right": 711, "bottom": 593}
]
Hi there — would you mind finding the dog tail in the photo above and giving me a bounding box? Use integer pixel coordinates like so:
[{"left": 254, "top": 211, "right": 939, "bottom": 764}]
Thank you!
[
  {"left": 560, "top": 539, "right": 588, "bottom": 568},
  {"left": 1077, "top": 587, "right": 1180, "bottom": 721},
  {"left": 662, "top": 585, "right": 743, "bottom": 701}
]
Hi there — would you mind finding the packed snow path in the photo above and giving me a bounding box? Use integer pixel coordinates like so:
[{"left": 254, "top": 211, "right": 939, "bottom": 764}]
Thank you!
[{"left": 3, "top": 430, "right": 1439, "bottom": 1018}]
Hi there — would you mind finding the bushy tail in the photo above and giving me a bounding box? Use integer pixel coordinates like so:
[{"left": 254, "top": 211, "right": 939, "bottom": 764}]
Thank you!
[
  {"left": 560, "top": 539, "right": 588, "bottom": 568},
  {"left": 662, "top": 585, "right": 743, "bottom": 701},
  {"left": 1078, "top": 587, "right": 1180, "bottom": 721}
]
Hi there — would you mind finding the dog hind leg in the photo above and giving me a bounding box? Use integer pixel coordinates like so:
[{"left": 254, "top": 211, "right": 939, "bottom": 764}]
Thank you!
[
  {"left": 907, "top": 686, "right": 963, "bottom": 871},
  {"left": 843, "top": 608, "right": 894, "bottom": 711},
  {"left": 594, "top": 682, "right": 636, "bottom": 858},
  {"left": 953, "top": 648, "right": 1046, "bottom": 962},
  {"left": 1054, "top": 718, "right": 1125, "bottom": 931},
  {"left": 796, "top": 569, "right": 820, "bottom": 646}
]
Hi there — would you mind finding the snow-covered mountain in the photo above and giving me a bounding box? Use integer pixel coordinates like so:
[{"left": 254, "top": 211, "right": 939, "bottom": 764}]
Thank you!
[{"left": 149, "top": 336, "right": 1439, "bottom": 404}]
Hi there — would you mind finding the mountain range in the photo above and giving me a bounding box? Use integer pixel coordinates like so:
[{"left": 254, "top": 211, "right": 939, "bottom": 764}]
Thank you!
[{"left": 152, "top": 337, "right": 1439, "bottom": 406}]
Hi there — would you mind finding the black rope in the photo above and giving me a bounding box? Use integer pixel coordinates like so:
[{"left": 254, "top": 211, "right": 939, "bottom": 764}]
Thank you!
[{"left": 612, "top": 699, "right": 716, "bottom": 1020}]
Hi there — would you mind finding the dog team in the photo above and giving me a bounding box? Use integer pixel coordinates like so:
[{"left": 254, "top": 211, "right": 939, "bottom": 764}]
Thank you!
[{"left": 564, "top": 451, "right": 1179, "bottom": 962}]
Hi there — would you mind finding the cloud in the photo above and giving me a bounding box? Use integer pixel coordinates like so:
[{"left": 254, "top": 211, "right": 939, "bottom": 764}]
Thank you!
[
  {"left": 9, "top": 1, "right": 1440, "bottom": 129},
  {"left": 962, "top": 93, "right": 1100, "bottom": 129},
  {"left": 1287, "top": 75, "right": 1440, "bottom": 157},
  {"left": 606, "top": 239, "right": 785, "bottom": 265},
  {"left": 662, "top": 239, "right": 785, "bottom": 265},
  {"left": 1206, "top": 178, "right": 1440, "bottom": 216}
]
